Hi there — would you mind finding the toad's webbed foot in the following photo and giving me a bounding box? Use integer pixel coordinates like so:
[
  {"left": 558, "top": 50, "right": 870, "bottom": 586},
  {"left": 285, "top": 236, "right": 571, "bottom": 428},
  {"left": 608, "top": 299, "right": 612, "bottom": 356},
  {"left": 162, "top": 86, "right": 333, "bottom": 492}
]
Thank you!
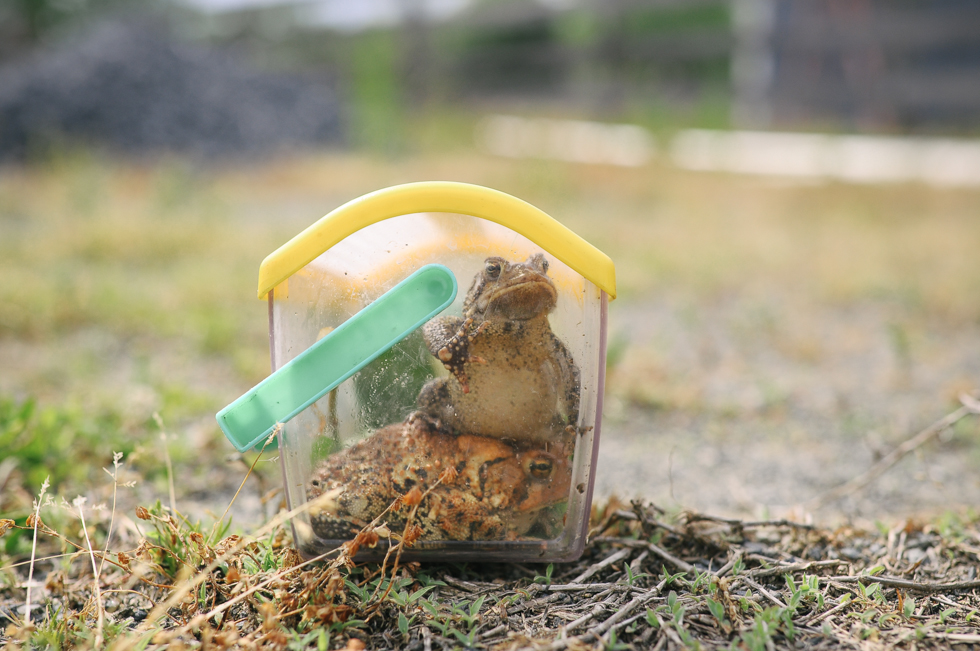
[
  {"left": 423, "top": 317, "right": 488, "bottom": 393},
  {"left": 406, "top": 409, "right": 447, "bottom": 435}
]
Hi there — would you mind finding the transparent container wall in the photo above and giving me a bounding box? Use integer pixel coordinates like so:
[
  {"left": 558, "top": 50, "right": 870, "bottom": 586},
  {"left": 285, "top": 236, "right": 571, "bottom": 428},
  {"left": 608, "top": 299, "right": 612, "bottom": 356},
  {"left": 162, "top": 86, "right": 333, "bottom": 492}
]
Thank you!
[{"left": 271, "top": 213, "right": 606, "bottom": 562}]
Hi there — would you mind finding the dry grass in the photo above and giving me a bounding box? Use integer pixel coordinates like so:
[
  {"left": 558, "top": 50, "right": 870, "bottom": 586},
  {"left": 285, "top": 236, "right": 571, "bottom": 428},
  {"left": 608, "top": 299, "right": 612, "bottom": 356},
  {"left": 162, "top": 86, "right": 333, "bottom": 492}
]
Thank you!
[{"left": 4, "top": 454, "right": 980, "bottom": 650}]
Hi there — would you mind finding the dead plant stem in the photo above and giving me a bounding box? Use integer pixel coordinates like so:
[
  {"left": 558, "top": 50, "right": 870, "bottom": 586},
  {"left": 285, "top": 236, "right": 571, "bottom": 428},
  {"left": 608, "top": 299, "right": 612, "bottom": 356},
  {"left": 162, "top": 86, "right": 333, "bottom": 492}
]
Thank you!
[
  {"left": 154, "top": 414, "right": 178, "bottom": 517},
  {"left": 116, "top": 490, "right": 347, "bottom": 648},
  {"left": 210, "top": 427, "right": 279, "bottom": 544},
  {"left": 809, "top": 396, "right": 978, "bottom": 509},
  {"left": 75, "top": 497, "right": 105, "bottom": 648},
  {"left": 738, "top": 576, "right": 788, "bottom": 608},
  {"left": 592, "top": 536, "right": 696, "bottom": 574},
  {"left": 541, "top": 579, "right": 666, "bottom": 651},
  {"left": 745, "top": 559, "right": 848, "bottom": 578},
  {"left": 831, "top": 574, "right": 980, "bottom": 593},
  {"left": 568, "top": 548, "right": 631, "bottom": 584},
  {"left": 98, "top": 453, "right": 123, "bottom": 577},
  {"left": 24, "top": 477, "right": 49, "bottom": 627}
]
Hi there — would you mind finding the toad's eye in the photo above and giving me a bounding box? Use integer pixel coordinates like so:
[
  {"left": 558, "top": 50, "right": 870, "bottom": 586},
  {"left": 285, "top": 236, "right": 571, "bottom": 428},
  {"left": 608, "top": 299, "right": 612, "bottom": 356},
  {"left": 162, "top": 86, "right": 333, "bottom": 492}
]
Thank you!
[
  {"left": 485, "top": 261, "right": 501, "bottom": 278},
  {"left": 525, "top": 456, "right": 554, "bottom": 480},
  {"left": 541, "top": 258, "right": 549, "bottom": 273}
]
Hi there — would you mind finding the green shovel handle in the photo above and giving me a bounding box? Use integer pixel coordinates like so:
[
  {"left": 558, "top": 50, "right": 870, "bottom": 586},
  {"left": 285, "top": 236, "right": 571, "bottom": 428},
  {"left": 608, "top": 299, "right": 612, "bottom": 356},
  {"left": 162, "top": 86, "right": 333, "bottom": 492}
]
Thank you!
[{"left": 217, "top": 264, "right": 457, "bottom": 452}]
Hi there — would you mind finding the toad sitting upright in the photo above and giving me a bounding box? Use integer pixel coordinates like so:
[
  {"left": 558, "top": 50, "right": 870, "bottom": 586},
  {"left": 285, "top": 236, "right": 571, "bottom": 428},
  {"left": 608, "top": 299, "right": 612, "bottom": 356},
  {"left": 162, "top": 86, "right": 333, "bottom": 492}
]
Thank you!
[{"left": 417, "top": 253, "right": 580, "bottom": 443}]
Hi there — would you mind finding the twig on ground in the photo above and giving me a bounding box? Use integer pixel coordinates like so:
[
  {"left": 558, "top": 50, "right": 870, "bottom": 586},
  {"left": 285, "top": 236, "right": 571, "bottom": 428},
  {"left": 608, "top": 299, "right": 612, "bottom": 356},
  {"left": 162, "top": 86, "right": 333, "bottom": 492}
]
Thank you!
[
  {"left": 799, "top": 597, "right": 850, "bottom": 626},
  {"left": 931, "top": 594, "right": 980, "bottom": 618},
  {"left": 685, "top": 513, "right": 816, "bottom": 530},
  {"left": 831, "top": 574, "right": 980, "bottom": 593},
  {"left": 442, "top": 575, "right": 482, "bottom": 593},
  {"left": 631, "top": 501, "right": 684, "bottom": 537},
  {"left": 714, "top": 551, "right": 741, "bottom": 577},
  {"left": 744, "top": 559, "right": 848, "bottom": 578},
  {"left": 592, "top": 536, "right": 696, "bottom": 574},
  {"left": 808, "top": 396, "right": 979, "bottom": 509},
  {"left": 587, "top": 509, "right": 637, "bottom": 539},
  {"left": 738, "top": 576, "right": 787, "bottom": 608},
  {"left": 540, "top": 577, "right": 669, "bottom": 651},
  {"left": 568, "top": 548, "right": 631, "bottom": 584},
  {"left": 928, "top": 633, "right": 980, "bottom": 644},
  {"left": 479, "top": 624, "right": 508, "bottom": 640}
]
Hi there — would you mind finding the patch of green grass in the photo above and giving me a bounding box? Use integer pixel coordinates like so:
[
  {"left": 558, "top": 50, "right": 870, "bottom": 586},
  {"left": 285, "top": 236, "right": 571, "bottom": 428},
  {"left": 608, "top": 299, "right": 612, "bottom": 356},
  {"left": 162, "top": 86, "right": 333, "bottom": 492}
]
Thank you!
[
  {"left": 0, "top": 395, "right": 132, "bottom": 498},
  {"left": 421, "top": 594, "right": 486, "bottom": 646},
  {"left": 0, "top": 152, "right": 274, "bottom": 362}
]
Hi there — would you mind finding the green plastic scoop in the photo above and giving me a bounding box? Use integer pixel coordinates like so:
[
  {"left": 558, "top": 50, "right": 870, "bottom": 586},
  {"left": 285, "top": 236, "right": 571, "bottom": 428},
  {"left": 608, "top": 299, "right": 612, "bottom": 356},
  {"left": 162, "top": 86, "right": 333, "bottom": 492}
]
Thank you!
[{"left": 217, "top": 264, "right": 457, "bottom": 452}]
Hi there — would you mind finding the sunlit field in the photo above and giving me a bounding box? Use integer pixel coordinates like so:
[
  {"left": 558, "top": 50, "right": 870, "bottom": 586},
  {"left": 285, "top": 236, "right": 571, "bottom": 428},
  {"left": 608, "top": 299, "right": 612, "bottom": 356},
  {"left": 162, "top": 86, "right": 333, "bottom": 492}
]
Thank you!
[{"left": 3, "top": 147, "right": 978, "bottom": 394}]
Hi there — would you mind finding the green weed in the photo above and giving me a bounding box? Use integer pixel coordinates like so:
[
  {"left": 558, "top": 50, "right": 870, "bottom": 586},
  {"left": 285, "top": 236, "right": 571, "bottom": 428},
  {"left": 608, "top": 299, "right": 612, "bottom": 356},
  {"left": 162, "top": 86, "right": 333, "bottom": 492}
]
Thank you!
[{"left": 0, "top": 396, "right": 131, "bottom": 499}]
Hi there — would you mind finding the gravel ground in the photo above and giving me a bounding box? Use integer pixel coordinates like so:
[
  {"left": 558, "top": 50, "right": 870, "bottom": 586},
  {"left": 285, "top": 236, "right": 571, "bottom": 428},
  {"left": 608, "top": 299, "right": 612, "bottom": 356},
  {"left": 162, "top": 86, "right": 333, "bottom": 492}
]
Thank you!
[
  {"left": 0, "top": 19, "right": 343, "bottom": 160},
  {"left": 596, "top": 290, "right": 980, "bottom": 524}
]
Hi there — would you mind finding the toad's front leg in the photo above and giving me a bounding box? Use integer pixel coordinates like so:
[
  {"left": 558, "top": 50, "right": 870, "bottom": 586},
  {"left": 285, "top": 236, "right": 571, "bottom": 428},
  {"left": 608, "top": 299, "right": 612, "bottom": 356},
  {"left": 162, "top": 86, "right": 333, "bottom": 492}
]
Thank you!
[
  {"left": 545, "top": 330, "right": 581, "bottom": 428},
  {"left": 422, "top": 316, "right": 487, "bottom": 393}
]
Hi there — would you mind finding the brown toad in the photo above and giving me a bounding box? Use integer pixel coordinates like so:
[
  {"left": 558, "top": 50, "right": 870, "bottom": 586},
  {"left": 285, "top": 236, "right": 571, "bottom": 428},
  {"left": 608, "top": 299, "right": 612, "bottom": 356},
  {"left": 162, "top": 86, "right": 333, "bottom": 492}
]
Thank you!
[
  {"left": 416, "top": 253, "right": 580, "bottom": 443},
  {"left": 306, "top": 416, "right": 572, "bottom": 542}
]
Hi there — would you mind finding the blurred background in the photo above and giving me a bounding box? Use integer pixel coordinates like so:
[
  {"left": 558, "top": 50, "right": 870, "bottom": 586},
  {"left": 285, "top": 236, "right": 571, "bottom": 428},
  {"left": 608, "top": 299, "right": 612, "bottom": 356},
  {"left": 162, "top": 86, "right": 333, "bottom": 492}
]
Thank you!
[{"left": 1, "top": 0, "right": 979, "bottom": 530}]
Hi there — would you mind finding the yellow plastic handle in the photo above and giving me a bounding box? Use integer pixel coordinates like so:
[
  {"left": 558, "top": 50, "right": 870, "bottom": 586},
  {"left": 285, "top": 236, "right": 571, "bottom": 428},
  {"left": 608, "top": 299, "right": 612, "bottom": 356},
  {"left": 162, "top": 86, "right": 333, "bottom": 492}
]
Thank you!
[{"left": 257, "top": 181, "right": 616, "bottom": 300}]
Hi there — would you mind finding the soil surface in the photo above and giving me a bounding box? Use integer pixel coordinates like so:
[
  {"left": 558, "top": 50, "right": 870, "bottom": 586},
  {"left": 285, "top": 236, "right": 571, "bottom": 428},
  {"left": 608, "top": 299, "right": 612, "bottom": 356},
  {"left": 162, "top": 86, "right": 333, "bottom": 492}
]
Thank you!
[{"left": 597, "top": 290, "right": 980, "bottom": 525}]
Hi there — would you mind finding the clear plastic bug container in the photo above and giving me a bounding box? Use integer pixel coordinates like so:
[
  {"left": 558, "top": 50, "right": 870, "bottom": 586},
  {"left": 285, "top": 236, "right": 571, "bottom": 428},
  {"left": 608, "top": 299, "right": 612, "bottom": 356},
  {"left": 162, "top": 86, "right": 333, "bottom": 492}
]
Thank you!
[{"left": 254, "top": 182, "right": 615, "bottom": 562}]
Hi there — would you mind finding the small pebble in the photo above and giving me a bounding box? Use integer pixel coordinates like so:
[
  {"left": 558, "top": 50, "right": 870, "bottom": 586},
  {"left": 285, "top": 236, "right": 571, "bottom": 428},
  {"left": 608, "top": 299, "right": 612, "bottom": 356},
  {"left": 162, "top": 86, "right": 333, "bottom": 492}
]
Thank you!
[{"left": 839, "top": 547, "right": 862, "bottom": 560}]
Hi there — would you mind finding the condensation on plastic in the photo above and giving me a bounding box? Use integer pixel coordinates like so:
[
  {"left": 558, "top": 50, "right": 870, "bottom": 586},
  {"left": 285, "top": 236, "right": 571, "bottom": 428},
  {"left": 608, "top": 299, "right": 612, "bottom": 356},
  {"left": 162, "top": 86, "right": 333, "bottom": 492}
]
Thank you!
[{"left": 270, "top": 213, "right": 607, "bottom": 562}]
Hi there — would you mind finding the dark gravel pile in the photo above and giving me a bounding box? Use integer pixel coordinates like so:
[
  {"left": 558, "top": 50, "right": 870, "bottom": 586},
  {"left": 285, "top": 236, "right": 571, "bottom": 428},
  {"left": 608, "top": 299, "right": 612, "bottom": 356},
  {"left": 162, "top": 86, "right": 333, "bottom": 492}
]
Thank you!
[{"left": 0, "top": 19, "right": 343, "bottom": 160}]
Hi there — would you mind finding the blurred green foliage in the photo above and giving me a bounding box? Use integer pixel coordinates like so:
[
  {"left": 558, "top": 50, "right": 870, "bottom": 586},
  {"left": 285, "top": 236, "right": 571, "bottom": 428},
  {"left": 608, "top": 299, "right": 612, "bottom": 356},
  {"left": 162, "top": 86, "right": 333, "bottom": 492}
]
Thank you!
[
  {"left": 0, "top": 395, "right": 131, "bottom": 493},
  {"left": 622, "top": 3, "right": 729, "bottom": 34},
  {"left": 349, "top": 30, "right": 405, "bottom": 153},
  {"left": 353, "top": 332, "right": 436, "bottom": 431}
]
